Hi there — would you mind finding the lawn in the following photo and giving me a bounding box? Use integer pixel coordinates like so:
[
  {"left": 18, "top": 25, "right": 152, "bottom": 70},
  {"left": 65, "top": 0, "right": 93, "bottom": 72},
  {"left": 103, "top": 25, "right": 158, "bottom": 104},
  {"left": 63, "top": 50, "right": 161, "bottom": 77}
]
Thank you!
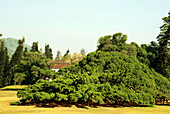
[{"left": 0, "top": 86, "right": 169, "bottom": 114}]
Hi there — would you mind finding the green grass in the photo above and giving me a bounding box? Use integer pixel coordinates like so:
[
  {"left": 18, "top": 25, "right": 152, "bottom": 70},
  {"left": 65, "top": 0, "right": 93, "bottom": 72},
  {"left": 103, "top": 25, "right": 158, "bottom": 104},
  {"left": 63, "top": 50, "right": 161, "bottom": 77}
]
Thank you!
[{"left": 0, "top": 85, "right": 169, "bottom": 114}]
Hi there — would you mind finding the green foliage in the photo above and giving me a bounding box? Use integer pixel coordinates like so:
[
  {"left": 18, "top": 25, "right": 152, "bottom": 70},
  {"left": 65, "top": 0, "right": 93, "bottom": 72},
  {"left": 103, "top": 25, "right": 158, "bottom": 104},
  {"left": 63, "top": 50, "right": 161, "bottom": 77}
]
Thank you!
[
  {"left": 55, "top": 50, "right": 63, "bottom": 61},
  {"left": 0, "top": 38, "right": 10, "bottom": 87},
  {"left": 2, "top": 38, "right": 31, "bottom": 57},
  {"left": 7, "top": 38, "right": 25, "bottom": 85},
  {"left": 9, "top": 38, "right": 25, "bottom": 68},
  {"left": 23, "top": 47, "right": 28, "bottom": 57},
  {"left": 80, "top": 48, "right": 86, "bottom": 55},
  {"left": 44, "top": 44, "right": 53, "bottom": 59},
  {"left": 62, "top": 49, "right": 71, "bottom": 62},
  {"left": 3, "top": 47, "right": 10, "bottom": 86},
  {"left": 97, "top": 31, "right": 169, "bottom": 80},
  {"left": 14, "top": 73, "right": 26, "bottom": 85},
  {"left": 0, "top": 40, "right": 6, "bottom": 87},
  {"left": 11, "top": 52, "right": 55, "bottom": 85},
  {"left": 16, "top": 52, "right": 170, "bottom": 106},
  {"left": 156, "top": 12, "right": 170, "bottom": 78},
  {"left": 30, "top": 42, "right": 39, "bottom": 52},
  {"left": 10, "top": 101, "right": 22, "bottom": 105},
  {"left": 97, "top": 33, "right": 127, "bottom": 52}
]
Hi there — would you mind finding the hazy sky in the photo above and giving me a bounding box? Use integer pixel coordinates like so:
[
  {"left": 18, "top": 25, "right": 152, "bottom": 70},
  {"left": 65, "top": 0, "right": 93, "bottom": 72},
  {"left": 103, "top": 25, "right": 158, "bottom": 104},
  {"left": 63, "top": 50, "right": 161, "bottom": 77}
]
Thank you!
[{"left": 0, "top": 0, "right": 169, "bottom": 57}]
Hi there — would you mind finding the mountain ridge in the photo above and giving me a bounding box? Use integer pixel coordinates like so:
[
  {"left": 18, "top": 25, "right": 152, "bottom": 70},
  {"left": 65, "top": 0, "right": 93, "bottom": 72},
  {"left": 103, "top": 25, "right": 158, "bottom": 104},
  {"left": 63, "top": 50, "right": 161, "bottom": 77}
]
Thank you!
[{"left": 2, "top": 38, "right": 31, "bottom": 57}]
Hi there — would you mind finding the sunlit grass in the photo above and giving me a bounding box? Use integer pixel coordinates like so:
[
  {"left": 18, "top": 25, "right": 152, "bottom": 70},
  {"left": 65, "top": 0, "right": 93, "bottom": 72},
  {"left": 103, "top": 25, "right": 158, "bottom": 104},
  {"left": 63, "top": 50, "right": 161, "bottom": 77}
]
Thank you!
[
  {"left": 0, "top": 85, "right": 27, "bottom": 90},
  {"left": 0, "top": 85, "right": 169, "bottom": 114}
]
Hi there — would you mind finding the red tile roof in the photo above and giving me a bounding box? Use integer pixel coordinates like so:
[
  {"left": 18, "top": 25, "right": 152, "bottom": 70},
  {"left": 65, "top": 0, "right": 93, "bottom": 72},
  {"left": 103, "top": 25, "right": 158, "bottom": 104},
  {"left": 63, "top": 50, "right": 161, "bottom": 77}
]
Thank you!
[{"left": 50, "top": 62, "right": 71, "bottom": 69}]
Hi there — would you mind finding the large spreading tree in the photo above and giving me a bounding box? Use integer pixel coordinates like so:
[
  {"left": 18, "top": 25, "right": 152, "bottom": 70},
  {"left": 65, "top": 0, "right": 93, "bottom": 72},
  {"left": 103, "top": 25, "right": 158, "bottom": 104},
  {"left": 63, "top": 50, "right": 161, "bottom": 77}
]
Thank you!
[{"left": 14, "top": 51, "right": 170, "bottom": 106}]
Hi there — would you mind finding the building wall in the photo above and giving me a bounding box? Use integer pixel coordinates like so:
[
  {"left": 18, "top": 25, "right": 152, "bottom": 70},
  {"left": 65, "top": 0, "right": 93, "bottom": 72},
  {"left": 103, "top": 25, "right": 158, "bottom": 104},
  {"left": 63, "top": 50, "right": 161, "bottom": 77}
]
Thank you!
[{"left": 51, "top": 68, "right": 59, "bottom": 72}]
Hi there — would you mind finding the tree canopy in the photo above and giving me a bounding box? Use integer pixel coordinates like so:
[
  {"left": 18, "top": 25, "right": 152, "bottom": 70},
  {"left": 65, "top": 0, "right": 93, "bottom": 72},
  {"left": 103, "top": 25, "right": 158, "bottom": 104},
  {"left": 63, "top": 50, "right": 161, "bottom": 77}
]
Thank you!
[
  {"left": 10, "top": 52, "right": 55, "bottom": 85},
  {"left": 15, "top": 51, "right": 170, "bottom": 106}
]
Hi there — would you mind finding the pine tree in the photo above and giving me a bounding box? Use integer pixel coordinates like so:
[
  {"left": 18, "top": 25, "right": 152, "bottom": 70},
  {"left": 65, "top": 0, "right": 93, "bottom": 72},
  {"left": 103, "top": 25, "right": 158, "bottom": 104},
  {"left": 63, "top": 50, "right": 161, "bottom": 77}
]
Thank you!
[{"left": 156, "top": 12, "right": 170, "bottom": 79}]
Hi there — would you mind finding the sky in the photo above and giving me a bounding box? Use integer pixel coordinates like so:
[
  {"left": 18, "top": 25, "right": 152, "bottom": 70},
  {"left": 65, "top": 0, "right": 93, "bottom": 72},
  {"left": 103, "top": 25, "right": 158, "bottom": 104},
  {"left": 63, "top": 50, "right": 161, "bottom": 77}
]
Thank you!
[{"left": 0, "top": 0, "right": 169, "bottom": 57}]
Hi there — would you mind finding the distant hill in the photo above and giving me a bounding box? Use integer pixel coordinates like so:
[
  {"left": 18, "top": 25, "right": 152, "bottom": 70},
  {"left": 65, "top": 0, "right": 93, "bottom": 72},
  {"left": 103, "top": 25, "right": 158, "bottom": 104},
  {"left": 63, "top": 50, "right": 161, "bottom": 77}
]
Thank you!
[{"left": 2, "top": 38, "right": 31, "bottom": 57}]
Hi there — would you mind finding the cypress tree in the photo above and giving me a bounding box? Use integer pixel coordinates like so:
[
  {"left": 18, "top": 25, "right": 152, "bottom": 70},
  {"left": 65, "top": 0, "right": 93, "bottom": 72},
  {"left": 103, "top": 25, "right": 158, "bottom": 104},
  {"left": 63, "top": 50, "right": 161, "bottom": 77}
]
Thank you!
[
  {"left": 49, "top": 48, "right": 53, "bottom": 59},
  {"left": 9, "top": 38, "right": 24, "bottom": 67},
  {"left": 3, "top": 47, "right": 9, "bottom": 86},
  {"left": 8, "top": 38, "right": 24, "bottom": 84},
  {"left": 0, "top": 40, "right": 5, "bottom": 87}
]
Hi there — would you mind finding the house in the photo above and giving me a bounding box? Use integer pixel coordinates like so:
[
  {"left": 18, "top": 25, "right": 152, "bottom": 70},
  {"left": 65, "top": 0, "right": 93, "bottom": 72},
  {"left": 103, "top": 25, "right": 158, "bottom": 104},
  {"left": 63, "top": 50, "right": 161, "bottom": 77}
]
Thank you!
[{"left": 50, "top": 61, "right": 71, "bottom": 72}]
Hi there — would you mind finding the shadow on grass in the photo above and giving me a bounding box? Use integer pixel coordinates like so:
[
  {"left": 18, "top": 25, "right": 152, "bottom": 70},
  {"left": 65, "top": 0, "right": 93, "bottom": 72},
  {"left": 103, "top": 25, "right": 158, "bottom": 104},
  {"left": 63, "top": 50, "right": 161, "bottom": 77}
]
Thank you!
[
  {"left": 76, "top": 105, "right": 92, "bottom": 109},
  {"left": 0, "top": 88, "right": 24, "bottom": 91},
  {"left": 156, "top": 104, "right": 170, "bottom": 106}
]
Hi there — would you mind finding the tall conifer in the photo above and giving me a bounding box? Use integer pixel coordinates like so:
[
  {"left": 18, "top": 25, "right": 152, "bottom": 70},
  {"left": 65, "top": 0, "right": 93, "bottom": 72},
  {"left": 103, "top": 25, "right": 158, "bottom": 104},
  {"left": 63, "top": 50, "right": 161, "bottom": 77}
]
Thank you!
[
  {"left": 3, "top": 47, "right": 9, "bottom": 86},
  {"left": 45, "top": 44, "right": 53, "bottom": 59},
  {"left": 30, "top": 42, "right": 39, "bottom": 52},
  {"left": 8, "top": 38, "right": 24, "bottom": 84},
  {"left": 0, "top": 40, "right": 5, "bottom": 87},
  {"left": 156, "top": 12, "right": 170, "bottom": 78}
]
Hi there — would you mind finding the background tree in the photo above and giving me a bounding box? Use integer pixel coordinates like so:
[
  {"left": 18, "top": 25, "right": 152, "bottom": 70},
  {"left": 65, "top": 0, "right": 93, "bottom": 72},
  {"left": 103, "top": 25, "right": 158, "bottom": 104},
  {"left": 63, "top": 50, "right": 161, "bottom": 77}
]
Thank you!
[
  {"left": 30, "top": 42, "right": 39, "bottom": 52},
  {"left": 10, "top": 52, "right": 55, "bottom": 85},
  {"left": 62, "top": 49, "right": 71, "bottom": 62},
  {"left": 156, "top": 12, "right": 170, "bottom": 79},
  {"left": 64, "top": 49, "right": 70, "bottom": 57},
  {"left": 3, "top": 47, "right": 9, "bottom": 86},
  {"left": 97, "top": 35, "right": 113, "bottom": 51},
  {"left": 70, "top": 53, "right": 85, "bottom": 64},
  {"left": 0, "top": 33, "right": 9, "bottom": 87},
  {"left": 80, "top": 48, "right": 86, "bottom": 55},
  {"left": 0, "top": 40, "right": 5, "bottom": 87},
  {"left": 8, "top": 38, "right": 25, "bottom": 85},
  {"left": 55, "top": 50, "right": 62, "bottom": 61},
  {"left": 23, "top": 47, "right": 28, "bottom": 57},
  {"left": 112, "top": 32, "right": 127, "bottom": 48},
  {"left": 45, "top": 44, "right": 53, "bottom": 59},
  {"left": 97, "top": 33, "right": 127, "bottom": 52}
]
